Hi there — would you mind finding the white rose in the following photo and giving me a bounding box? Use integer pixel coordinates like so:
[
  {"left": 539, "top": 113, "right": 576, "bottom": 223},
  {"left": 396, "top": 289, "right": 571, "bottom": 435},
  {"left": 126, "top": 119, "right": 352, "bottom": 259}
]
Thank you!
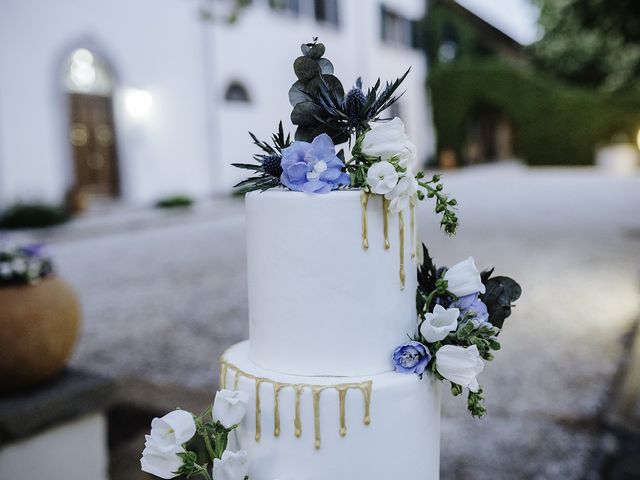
[
  {"left": 212, "top": 450, "right": 249, "bottom": 480},
  {"left": 444, "top": 257, "right": 486, "bottom": 297},
  {"left": 148, "top": 410, "right": 196, "bottom": 451},
  {"left": 212, "top": 389, "right": 250, "bottom": 429},
  {"left": 385, "top": 173, "right": 418, "bottom": 213},
  {"left": 419, "top": 304, "right": 460, "bottom": 343},
  {"left": 366, "top": 161, "right": 399, "bottom": 195},
  {"left": 140, "top": 439, "right": 185, "bottom": 479},
  {"left": 435, "top": 345, "right": 485, "bottom": 392},
  {"left": 361, "top": 117, "right": 417, "bottom": 170}
]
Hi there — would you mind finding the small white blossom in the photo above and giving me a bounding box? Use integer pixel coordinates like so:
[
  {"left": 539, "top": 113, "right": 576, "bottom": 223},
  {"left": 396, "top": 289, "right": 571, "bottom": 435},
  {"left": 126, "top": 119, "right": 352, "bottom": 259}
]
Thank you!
[
  {"left": 212, "top": 450, "right": 249, "bottom": 480},
  {"left": 444, "top": 257, "right": 486, "bottom": 297},
  {"left": 148, "top": 410, "right": 196, "bottom": 451},
  {"left": 366, "top": 161, "right": 399, "bottom": 194},
  {"left": 385, "top": 173, "right": 418, "bottom": 213},
  {"left": 140, "top": 439, "right": 185, "bottom": 479},
  {"left": 436, "top": 345, "right": 485, "bottom": 392},
  {"left": 361, "top": 117, "right": 417, "bottom": 170},
  {"left": 212, "top": 389, "right": 250, "bottom": 429},
  {"left": 420, "top": 304, "right": 460, "bottom": 343}
]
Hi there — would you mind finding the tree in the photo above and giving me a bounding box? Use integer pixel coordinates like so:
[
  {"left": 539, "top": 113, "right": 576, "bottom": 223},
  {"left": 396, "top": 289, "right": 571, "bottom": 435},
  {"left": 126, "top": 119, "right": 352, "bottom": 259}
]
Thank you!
[{"left": 531, "top": 0, "right": 640, "bottom": 90}]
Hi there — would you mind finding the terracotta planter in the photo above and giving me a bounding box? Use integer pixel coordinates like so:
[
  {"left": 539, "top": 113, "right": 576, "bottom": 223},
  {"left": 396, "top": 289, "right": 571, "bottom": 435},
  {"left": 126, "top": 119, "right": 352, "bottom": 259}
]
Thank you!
[{"left": 0, "top": 276, "right": 81, "bottom": 394}]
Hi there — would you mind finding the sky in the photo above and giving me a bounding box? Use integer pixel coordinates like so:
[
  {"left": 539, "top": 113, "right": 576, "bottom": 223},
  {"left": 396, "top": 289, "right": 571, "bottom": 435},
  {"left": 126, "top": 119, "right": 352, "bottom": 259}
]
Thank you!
[{"left": 455, "top": 0, "right": 542, "bottom": 45}]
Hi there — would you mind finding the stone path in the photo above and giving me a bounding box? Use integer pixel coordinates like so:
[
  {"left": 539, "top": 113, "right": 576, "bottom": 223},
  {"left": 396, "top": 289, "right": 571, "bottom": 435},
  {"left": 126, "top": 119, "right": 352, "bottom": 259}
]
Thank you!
[{"left": 7, "top": 164, "right": 640, "bottom": 479}]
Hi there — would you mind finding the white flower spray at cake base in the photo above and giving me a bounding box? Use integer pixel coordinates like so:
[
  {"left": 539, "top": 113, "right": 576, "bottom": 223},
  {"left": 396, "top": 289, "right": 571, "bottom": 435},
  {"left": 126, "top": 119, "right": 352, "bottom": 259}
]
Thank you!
[{"left": 141, "top": 390, "right": 250, "bottom": 480}]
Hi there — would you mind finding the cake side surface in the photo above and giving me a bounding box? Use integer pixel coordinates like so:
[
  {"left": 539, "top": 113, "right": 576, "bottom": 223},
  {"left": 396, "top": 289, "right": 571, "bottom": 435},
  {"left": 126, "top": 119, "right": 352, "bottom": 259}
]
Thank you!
[
  {"left": 246, "top": 189, "right": 419, "bottom": 377},
  {"left": 222, "top": 341, "right": 440, "bottom": 480}
]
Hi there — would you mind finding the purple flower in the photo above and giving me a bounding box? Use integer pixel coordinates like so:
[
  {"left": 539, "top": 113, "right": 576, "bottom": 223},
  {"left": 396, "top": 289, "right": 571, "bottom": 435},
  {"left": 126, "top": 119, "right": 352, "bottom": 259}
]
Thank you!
[
  {"left": 451, "top": 293, "right": 489, "bottom": 325},
  {"left": 280, "top": 133, "right": 350, "bottom": 193},
  {"left": 392, "top": 341, "right": 431, "bottom": 375},
  {"left": 20, "top": 242, "right": 46, "bottom": 258}
]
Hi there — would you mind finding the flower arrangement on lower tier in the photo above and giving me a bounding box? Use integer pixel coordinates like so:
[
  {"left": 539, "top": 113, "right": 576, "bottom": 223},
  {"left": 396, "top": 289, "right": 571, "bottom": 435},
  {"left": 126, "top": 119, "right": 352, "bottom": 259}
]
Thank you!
[
  {"left": 0, "top": 242, "right": 52, "bottom": 285},
  {"left": 141, "top": 390, "right": 251, "bottom": 480},
  {"left": 393, "top": 245, "right": 522, "bottom": 417},
  {"left": 233, "top": 39, "right": 459, "bottom": 236}
]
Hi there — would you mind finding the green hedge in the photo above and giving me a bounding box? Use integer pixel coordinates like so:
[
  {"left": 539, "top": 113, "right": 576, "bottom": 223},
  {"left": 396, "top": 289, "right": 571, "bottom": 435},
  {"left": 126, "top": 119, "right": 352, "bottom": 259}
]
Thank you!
[
  {"left": 0, "top": 203, "right": 69, "bottom": 230},
  {"left": 428, "top": 60, "right": 640, "bottom": 166}
]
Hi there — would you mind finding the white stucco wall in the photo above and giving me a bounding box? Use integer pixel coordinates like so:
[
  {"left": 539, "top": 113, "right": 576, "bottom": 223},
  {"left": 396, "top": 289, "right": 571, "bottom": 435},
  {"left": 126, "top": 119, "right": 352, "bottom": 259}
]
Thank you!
[
  {"left": 0, "top": 0, "right": 432, "bottom": 207},
  {"left": 0, "top": 0, "right": 211, "bottom": 206}
]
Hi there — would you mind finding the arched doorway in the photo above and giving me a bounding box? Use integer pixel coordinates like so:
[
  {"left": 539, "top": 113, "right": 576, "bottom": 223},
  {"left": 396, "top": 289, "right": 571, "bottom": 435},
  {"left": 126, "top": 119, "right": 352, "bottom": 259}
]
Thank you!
[{"left": 64, "top": 48, "right": 119, "bottom": 200}]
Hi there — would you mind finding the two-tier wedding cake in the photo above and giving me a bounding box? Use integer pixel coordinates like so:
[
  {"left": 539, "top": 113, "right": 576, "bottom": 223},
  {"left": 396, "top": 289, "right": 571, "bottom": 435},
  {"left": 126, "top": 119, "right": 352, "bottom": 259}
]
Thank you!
[
  {"left": 140, "top": 40, "right": 520, "bottom": 480},
  {"left": 220, "top": 190, "right": 440, "bottom": 479}
]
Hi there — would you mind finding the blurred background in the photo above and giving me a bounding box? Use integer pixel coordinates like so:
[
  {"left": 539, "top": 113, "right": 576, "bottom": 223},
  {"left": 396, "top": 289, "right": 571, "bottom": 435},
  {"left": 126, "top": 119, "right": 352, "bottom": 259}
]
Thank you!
[{"left": 0, "top": 0, "right": 639, "bottom": 479}]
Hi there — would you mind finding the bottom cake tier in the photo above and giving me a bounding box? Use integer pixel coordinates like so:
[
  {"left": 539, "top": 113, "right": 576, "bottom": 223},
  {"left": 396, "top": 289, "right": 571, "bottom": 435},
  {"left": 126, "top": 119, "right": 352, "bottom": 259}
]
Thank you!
[{"left": 220, "top": 341, "right": 441, "bottom": 480}]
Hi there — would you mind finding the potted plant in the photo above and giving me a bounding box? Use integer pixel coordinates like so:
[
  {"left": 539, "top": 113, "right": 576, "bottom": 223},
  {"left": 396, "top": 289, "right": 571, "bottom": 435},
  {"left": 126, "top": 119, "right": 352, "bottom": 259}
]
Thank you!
[{"left": 0, "top": 242, "right": 81, "bottom": 394}]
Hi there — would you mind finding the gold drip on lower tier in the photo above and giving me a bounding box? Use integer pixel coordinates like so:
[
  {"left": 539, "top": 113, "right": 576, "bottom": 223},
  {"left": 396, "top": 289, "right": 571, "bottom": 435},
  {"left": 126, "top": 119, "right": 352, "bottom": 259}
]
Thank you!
[
  {"left": 219, "top": 358, "right": 372, "bottom": 450},
  {"left": 399, "top": 211, "right": 405, "bottom": 289}
]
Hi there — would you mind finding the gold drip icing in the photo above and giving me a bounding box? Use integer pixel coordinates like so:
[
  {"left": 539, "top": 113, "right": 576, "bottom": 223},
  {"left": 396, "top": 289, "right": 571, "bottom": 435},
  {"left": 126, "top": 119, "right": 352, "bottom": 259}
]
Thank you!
[
  {"left": 273, "top": 383, "right": 283, "bottom": 437},
  {"left": 294, "top": 385, "right": 304, "bottom": 437},
  {"left": 337, "top": 387, "right": 348, "bottom": 437},
  {"left": 255, "top": 380, "right": 263, "bottom": 442},
  {"left": 360, "top": 191, "right": 369, "bottom": 250},
  {"left": 219, "top": 363, "right": 228, "bottom": 389},
  {"left": 410, "top": 200, "right": 416, "bottom": 259},
  {"left": 382, "top": 197, "right": 391, "bottom": 249},
  {"left": 219, "top": 357, "right": 372, "bottom": 450},
  {"left": 312, "top": 387, "right": 322, "bottom": 449},
  {"left": 399, "top": 212, "right": 406, "bottom": 289}
]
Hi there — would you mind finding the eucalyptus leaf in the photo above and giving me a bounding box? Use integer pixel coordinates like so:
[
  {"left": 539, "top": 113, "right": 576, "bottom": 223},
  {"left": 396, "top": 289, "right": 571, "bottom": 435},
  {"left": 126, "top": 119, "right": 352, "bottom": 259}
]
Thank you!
[
  {"left": 302, "top": 42, "right": 325, "bottom": 59},
  {"left": 291, "top": 101, "right": 324, "bottom": 127},
  {"left": 317, "top": 58, "right": 334, "bottom": 75},
  {"left": 294, "top": 56, "right": 320, "bottom": 81},
  {"left": 288, "top": 81, "right": 310, "bottom": 107},
  {"left": 481, "top": 276, "right": 522, "bottom": 329}
]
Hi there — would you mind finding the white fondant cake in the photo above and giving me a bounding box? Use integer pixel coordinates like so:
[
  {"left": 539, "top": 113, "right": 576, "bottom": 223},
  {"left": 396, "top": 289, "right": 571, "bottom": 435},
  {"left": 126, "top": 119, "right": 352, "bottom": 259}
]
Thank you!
[
  {"left": 221, "top": 342, "right": 440, "bottom": 480},
  {"left": 246, "top": 190, "right": 418, "bottom": 376},
  {"left": 217, "top": 190, "right": 440, "bottom": 480}
]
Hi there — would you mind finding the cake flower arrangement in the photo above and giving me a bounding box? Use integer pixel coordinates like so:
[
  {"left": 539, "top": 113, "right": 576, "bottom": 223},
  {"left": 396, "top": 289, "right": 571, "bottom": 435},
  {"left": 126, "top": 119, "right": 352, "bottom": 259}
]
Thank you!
[
  {"left": 140, "top": 39, "right": 521, "bottom": 479},
  {"left": 232, "top": 38, "right": 458, "bottom": 235},
  {"left": 394, "top": 245, "right": 521, "bottom": 417}
]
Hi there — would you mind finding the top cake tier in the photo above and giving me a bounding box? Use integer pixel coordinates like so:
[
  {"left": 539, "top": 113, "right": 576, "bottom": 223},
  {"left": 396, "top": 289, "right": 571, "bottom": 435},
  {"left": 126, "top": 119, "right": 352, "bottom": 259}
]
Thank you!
[{"left": 246, "top": 189, "right": 418, "bottom": 377}]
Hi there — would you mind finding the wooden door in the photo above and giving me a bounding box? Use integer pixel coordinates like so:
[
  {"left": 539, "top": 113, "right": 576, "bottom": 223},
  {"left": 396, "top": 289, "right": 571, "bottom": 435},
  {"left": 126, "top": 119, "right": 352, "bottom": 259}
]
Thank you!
[{"left": 68, "top": 93, "right": 119, "bottom": 197}]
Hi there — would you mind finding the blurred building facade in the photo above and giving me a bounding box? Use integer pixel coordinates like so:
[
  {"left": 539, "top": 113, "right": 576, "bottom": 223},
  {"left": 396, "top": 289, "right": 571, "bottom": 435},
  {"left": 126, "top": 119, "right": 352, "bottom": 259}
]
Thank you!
[
  {"left": 0, "top": 0, "right": 432, "bottom": 209},
  {"left": 425, "top": 0, "right": 527, "bottom": 166}
]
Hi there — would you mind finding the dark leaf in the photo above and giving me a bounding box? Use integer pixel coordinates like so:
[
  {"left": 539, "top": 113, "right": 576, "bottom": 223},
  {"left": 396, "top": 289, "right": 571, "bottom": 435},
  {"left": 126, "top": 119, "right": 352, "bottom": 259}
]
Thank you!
[
  {"left": 294, "top": 56, "right": 320, "bottom": 82},
  {"left": 481, "top": 276, "right": 522, "bottom": 329},
  {"left": 291, "top": 101, "right": 325, "bottom": 127},
  {"left": 288, "top": 81, "right": 310, "bottom": 107},
  {"left": 317, "top": 58, "right": 334, "bottom": 75}
]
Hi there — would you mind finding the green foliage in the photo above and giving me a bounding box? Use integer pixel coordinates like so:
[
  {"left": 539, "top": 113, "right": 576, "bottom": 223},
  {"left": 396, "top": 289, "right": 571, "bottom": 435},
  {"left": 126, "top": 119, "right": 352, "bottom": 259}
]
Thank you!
[
  {"left": 155, "top": 195, "right": 194, "bottom": 209},
  {"left": 0, "top": 203, "right": 69, "bottom": 230},
  {"left": 429, "top": 60, "right": 640, "bottom": 166},
  {"left": 531, "top": 0, "right": 640, "bottom": 90},
  {"left": 421, "top": 0, "right": 500, "bottom": 68}
]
